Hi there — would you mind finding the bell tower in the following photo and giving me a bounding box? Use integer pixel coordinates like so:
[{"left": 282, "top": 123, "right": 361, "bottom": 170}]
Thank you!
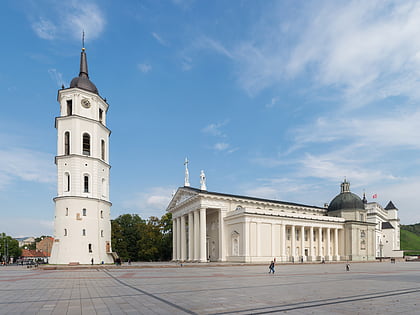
[{"left": 49, "top": 45, "right": 114, "bottom": 264}]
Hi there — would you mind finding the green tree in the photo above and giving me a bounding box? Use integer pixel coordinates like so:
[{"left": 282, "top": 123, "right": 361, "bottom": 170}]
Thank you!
[
  {"left": 111, "top": 214, "right": 145, "bottom": 261},
  {"left": 159, "top": 212, "right": 173, "bottom": 261},
  {"left": 0, "top": 233, "right": 22, "bottom": 262}
]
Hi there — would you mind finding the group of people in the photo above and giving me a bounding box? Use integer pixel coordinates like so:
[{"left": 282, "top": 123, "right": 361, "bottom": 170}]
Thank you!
[{"left": 268, "top": 258, "right": 351, "bottom": 274}]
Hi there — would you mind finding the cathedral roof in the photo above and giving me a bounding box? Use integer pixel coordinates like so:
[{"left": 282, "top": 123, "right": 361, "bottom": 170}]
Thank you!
[
  {"left": 328, "top": 179, "right": 365, "bottom": 212},
  {"left": 385, "top": 201, "right": 397, "bottom": 210},
  {"left": 70, "top": 48, "right": 99, "bottom": 94}
]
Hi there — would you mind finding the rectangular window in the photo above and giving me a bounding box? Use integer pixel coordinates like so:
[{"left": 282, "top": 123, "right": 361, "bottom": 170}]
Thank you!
[
  {"left": 287, "top": 228, "right": 291, "bottom": 241},
  {"left": 296, "top": 230, "right": 300, "bottom": 241},
  {"left": 304, "top": 230, "right": 308, "bottom": 241},
  {"left": 67, "top": 100, "right": 72, "bottom": 116},
  {"left": 99, "top": 108, "right": 103, "bottom": 123}
]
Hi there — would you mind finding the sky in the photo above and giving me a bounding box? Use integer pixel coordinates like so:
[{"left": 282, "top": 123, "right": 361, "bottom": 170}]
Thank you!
[{"left": 1, "top": 0, "right": 420, "bottom": 237}]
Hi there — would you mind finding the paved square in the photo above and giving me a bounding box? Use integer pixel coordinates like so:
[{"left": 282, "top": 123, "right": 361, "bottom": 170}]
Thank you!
[{"left": 0, "top": 262, "right": 419, "bottom": 314}]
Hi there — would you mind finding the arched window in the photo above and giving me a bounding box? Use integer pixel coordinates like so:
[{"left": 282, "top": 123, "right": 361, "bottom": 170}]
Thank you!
[
  {"left": 82, "top": 133, "right": 90, "bottom": 156},
  {"left": 65, "top": 208, "right": 69, "bottom": 216},
  {"left": 101, "top": 140, "right": 105, "bottom": 160},
  {"left": 64, "top": 172, "right": 70, "bottom": 192},
  {"left": 64, "top": 228, "right": 67, "bottom": 236},
  {"left": 84, "top": 175, "right": 89, "bottom": 193},
  {"left": 101, "top": 178, "right": 106, "bottom": 197},
  {"left": 100, "top": 210, "right": 103, "bottom": 218},
  {"left": 82, "top": 208, "right": 86, "bottom": 216},
  {"left": 101, "top": 230, "right": 104, "bottom": 237},
  {"left": 82, "top": 229, "right": 86, "bottom": 236},
  {"left": 88, "top": 244, "right": 92, "bottom": 253},
  {"left": 64, "top": 132, "right": 70, "bottom": 155}
]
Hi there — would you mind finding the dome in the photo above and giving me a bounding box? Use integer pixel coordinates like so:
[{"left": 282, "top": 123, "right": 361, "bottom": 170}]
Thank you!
[
  {"left": 69, "top": 48, "right": 99, "bottom": 95},
  {"left": 70, "top": 76, "right": 98, "bottom": 94},
  {"left": 327, "top": 180, "right": 365, "bottom": 212}
]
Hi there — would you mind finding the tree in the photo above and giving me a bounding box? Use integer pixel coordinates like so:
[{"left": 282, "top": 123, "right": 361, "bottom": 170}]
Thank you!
[
  {"left": 111, "top": 212, "right": 173, "bottom": 262},
  {"left": 0, "top": 233, "right": 22, "bottom": 262}
]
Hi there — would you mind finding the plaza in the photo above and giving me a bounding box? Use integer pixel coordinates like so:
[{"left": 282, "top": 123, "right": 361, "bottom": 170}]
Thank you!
[{"left": 0, "top": 262, "right": 419, "bottom": 314}]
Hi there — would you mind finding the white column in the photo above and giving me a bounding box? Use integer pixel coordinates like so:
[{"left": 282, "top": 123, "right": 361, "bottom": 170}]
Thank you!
[
  {"left": 309, "top": 226, "right": 314, "bottom": 261},
  {"left": 180, "top": 215, "right": 186, "bottom": 261},
  {"left": 194, "top": 210, "right": 200, "bottom": 261},
  {"left": 176, "top": 217, "right": 181, "bottom": 260},
  {"left": 280, "top": 224, "right": 286, "bottom": 261},
  {"left": 188, "top": 212, "right": 194, "bottom": 261},
  {"left": 172, "top": 218, "right": 177, "bottom": 261},
  {"left": 218, "top": 210, "right": 225, "bottom": 261},
  {"left": 271, "top": 224, "right": 276, "bottom": 258},
  {"left": 318, "top": 227, "right": 322, "bottom": 258},
  {"left": 326, "top": 227, "right": 331, "bottom": 260},
  {"left": 301, "top": 226, "right": 305, "bottom": 261},
  {"left": 334, "top": 228, "right": 339, "bottom": 260},
  {"left": 291, "top": 225, "right": 296, "bottom": 261},
  {"left": 199, "top": 208, "right": 207, "bottom": 262}
]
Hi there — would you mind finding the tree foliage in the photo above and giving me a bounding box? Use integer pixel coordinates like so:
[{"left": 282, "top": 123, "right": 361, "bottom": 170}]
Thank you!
[
  {"left": 111, "top": 213, "right": 172, "bottom": 261},
  {"left": 0, "top": 233, "right": 22, "bottom": 262}
]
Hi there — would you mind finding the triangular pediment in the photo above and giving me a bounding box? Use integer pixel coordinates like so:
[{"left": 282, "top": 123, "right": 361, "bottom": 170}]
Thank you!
[{"left": 166, "top": 187, "right": 199, "bottom": 212}]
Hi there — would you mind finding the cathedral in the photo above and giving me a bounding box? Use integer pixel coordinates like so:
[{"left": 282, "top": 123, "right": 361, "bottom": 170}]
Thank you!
[
  {"left": 49, "top": 46, "right": 114, "bottom": 264},
  {"left": 167, "top": 174, "right": 403, "bottom": 263}
]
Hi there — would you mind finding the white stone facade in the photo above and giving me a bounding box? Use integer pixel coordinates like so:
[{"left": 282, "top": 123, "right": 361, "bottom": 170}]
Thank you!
[
  {"left": 50, "top": 50, "right": 113, "bottom": 265},
  {"left": 167, "top": 183, "right": 402, "bottom": 263}
]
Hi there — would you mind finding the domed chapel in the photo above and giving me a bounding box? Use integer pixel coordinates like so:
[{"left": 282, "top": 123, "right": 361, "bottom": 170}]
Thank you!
[{"left": 167, "top": 177, "right": 403, "bottom": 262}]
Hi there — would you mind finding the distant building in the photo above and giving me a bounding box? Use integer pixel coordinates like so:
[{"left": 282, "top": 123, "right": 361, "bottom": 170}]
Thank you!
[
  {"left": 167, "top": 178, "right": 403, "bottom": 262},
  {"left": 36, "top": 237, "right": 54, "bottom": 257},
  {"left": 16, "top": 237, "right": 36, "bottom": 248},
  {"left": 21, "top": 249, "right": 49, "bottom": 263}
]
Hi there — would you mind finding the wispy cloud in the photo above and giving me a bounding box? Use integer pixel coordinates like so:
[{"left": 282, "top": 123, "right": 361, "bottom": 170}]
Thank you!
[
  {"left": 29, "top": 1, "right": 106, "bottom": 42},
  {"left": 0, "top": 148, "right": 55, "bottom": 190},
  {"left": 48, "top": 69, "right": 65, "bottom": 87},
  {"left": 202, "top": 120, "right": 229, "bottom": 137},
  {"left": 122, "top": 186, "right": 174, "bottom": 219},
  {"left": 138, "top": 63, "right": 152, "bottom": 73},
  {"left": 152, "top": 32, "right": 167, "bottom": 46}
]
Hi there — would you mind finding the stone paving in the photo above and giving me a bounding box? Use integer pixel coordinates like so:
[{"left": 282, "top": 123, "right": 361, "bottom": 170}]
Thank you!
[{"left": 0, "top": 262, "right": 419, "bottom": 314}]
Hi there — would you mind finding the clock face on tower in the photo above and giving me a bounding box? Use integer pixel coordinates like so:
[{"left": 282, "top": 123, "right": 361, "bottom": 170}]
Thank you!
[{"left": 81, "top": 98, "right": 91, "bottom": 108}]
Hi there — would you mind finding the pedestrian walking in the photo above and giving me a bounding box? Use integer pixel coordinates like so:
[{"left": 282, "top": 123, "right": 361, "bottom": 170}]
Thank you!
[
  {"left": 346, "top": 263, "right": 350, "bottom": 271},
  {"left": 269, "top": 261, "right": 275, "bottom": 274}
]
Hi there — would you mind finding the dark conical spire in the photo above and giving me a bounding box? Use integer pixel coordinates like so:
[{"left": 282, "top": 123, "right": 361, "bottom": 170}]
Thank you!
[
  {"left": 79, "top": 47, "right": 89, "bottom": 78},
  {"left": 69, "top": 45, "right": 98, "bottom": 94}
]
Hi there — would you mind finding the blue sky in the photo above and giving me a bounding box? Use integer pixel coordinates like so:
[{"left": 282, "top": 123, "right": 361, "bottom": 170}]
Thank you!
[{"left": 2, "top": 0, "right": 420, "bottom": 237}]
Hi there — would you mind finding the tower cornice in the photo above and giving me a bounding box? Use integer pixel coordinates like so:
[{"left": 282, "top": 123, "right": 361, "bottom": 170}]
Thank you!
[
  {"left": 55, "top": 154, "right": 111, "bottom": 168},
  {"left": 53, "top": 195, "right": 112, "bottom": 206},
  {"left": 55, "top": 115, "right": 111, "bottom": 134}
]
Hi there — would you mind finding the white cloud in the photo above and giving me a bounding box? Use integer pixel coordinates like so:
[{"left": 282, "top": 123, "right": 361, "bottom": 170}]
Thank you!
[
  {"left": 30, "top": 1, "right": 106, "bottom": 42},
  {"left": 152, "top": 32, "right": 167, "bottom": 46},
  {"left": 122, "top": 186, "right": 174, "bottom": 219},
  {"left": 48, "top": 69, "right": 65, "bottom": 87},
  {"left": 214, "top": 142, "right": 229, "bottom": 151},
  {"left": 138, "top": 63, "right": 152, "bottom": 73},
  {"left": 32, "top": 18, "right": 57, "bottom": 40},
  {"left": 202, "top": 120, "right": 229, "bottom": 137},
  {"left": 0, "top": 148, "right": 55, "bottom": 189}
]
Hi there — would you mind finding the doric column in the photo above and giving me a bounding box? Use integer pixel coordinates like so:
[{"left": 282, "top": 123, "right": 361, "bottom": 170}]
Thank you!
[
  {"left": 176, "top": 217, "right": 181, "bottom": 260},
  {"left": 194, "top": 210, "right": 200, "bottom": 261},
  {"left": 280, "top": 224, "right": 286, "bottom": 261},
  {"left": 318, "top": 227, "right": 322, "bottom": 258},
  {"left": 199, "top": 208, "right": 207, "bottom": 262},
  {"left": 218, "top": 210, "right": 225, "bottom": 261},
  {"left": 180, "top": 215, "right": 186, "bottom": 261},
  {"left": 188, "top": 212, "right": 194, "bottom": 261},
  {"left": 326, "top": 227, "right": 331, "bottom": 260},
  {"left": 271, "top": 224, "right": 276, "bottom": 258},
  {"left": 309, "top": 226, "right": 314, "bottom": 261},
  {"left": 291, "top": 225, "right": 296, "bottom": 260},
  {"left": 172, "top": 218, "right": 177, "bottom": 261},
  {"left": 301, "top": 226, "right": 305, "bottom": 261},
  {"left": 256, "top": 222, "right": 261, "bottom": 257},
  {"left": 334, "top": 228, "right": 339, "bottom": 260}
]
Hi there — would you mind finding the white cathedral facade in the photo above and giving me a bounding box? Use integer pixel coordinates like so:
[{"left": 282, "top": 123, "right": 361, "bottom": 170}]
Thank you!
[
  {"left": 49, "top": 47, "right": 114, "bottom": 264},
  {"left": 167, "top": 172, "right": 403, "bottom": 263}
]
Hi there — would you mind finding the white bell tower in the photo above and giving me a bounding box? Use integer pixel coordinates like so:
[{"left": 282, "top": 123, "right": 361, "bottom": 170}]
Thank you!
[{"left": 49, "top": 46, "right": 114, "bottom": 264}]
